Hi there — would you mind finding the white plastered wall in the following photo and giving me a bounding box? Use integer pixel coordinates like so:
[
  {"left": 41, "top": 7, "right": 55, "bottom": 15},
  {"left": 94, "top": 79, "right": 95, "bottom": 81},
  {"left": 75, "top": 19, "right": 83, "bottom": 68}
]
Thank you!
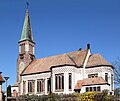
[
  {"left": 21, "top": 72, "right": 51, "bottom": 95},
  {"left": 11, "top": 86, "right": 19, "bottom": 94},
  {"left": 85, "top": 66, "right": 114, "bottom": 92},
  {"left": 81, "top": 84, "right": 110, "bottom": 94},
  {"left": 52, "top": 66, "right": 80, "bottom": 94}
]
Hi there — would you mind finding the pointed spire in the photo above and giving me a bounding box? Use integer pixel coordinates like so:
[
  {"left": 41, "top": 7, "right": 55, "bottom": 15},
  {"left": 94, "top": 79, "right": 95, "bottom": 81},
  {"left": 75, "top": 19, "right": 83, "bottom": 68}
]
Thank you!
[{"left": 19, "top": 2, "right": 34, "bottom": 43}]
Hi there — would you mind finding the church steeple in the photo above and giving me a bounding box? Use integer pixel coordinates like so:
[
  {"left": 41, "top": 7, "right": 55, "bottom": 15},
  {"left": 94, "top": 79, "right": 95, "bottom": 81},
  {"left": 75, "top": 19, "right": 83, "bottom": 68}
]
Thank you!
[
  {"left": 19, "top": 4, "right": 34, "bottom": 43},
  {"left": 17, "top": 3, "right": 35, "bottom": 82}
]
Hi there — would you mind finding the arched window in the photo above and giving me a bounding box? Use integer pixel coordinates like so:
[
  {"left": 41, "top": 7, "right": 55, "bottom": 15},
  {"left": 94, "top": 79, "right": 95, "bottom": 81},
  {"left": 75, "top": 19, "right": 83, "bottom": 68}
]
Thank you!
[
  {"left": 28, "top": 80, "right": 35, "bottom": 93},
  {"left": 21, "top": 44, "right": 25, "bottom": 54},
  {"left": 37, "top": 79, "right": 45, "bottom": 93},
  {"left": 55, "top": 73, "right": 64, "bottom": 91}
]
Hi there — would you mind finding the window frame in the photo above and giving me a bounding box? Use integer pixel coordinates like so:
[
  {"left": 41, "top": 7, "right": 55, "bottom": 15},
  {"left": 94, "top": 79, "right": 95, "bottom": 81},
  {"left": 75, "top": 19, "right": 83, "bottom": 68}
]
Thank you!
[
  {"left": 21, "top": 44, "right": 25, "bottom": 54},
  {"left": 68, "top": 73, "right": 72, "bottom": 90},
  {"left": 93, "top": 87, "right": 96, "bottom": 91},
  {"left": 90, "top": 87, "right": 92, "bottom": 91},
  {"left": 37, "top": 79, "right": 45, "bottom": 93},
  {"left": 86, "top": 87, "right": 89, "bottom": 92},
  {"left": 97, "top": 86, "right": 101, "bottom": 91},
  {"left": 88, "top": 73, "right": 98, "bottom": 78},
  {"left": 85, "top": 86, "right": 101, "bottom": 92},
  {"left": 105, "top": 73, "right": 108, "bottom": 82},
  {"left": 55, "top": 73, "right": 64, "bottom": 91},
  {"left": 47, "top": 78, "right": 50, "bottom": 92},
  {"left": 28, "top": 80, "right": 35, "bottom": 93}
]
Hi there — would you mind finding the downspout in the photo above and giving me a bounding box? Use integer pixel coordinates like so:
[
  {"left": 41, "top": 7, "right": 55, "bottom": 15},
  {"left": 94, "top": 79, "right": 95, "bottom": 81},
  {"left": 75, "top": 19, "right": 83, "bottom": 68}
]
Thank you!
[
  {"left": 82, "top": 44, "right": 91, "bottom": 79},
  {"left": 50, "top": 68, "right": 52, "bottom": 94}
]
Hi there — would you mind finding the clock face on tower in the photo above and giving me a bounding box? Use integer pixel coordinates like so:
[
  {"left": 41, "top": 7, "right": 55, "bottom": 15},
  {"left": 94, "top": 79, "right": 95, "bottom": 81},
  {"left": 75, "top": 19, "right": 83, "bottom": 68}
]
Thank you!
[{"left": 19, "top": 62, "right": 25, "bottom": 74}]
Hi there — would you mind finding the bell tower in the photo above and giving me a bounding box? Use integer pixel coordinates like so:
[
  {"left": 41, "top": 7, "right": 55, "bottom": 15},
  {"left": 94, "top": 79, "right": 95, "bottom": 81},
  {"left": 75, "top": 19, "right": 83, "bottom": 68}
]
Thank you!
[{"left": 17, "top": 4, "right": 35, "bottom": 82}]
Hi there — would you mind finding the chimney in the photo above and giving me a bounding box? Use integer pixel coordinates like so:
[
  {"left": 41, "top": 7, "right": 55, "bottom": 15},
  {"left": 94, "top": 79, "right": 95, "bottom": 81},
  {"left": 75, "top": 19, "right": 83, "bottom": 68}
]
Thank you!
[
  {"left": 87, "top": 43, "right": 90, "bottom": 49},
  {"left": 78, "top": 48, "right": 82, "bottom": 51}
]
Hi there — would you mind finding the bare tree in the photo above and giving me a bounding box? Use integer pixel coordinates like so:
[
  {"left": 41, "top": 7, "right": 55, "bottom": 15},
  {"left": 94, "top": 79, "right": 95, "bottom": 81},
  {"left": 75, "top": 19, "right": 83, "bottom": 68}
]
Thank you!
[{"left": 113, "top": 58, "right": 120, "bottom": 86}]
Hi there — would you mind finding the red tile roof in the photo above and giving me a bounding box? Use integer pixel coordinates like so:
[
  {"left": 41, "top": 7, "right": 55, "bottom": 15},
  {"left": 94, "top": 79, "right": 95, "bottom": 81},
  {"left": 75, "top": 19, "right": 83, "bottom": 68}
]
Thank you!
[
  {"left": 67, "top": 50, "right": 87, "bottom": 67},
  {"left": 22, "top": 50, "right": 112, "bottom": 75},
  {"left": 86, "top": 54, "right": 112, "bottom": 67},
  {"left": 0, "top": 72, "right": 5, "bottom": 82},
  {"left": 22, "top": 50, "right": 87, "bottom": 75},
  {"left": 74, "top": 77, "right": 107, "bottom": 89}
]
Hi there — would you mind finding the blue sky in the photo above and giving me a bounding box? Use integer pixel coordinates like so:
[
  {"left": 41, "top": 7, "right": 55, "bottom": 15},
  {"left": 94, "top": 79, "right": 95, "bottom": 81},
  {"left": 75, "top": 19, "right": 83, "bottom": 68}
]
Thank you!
[{"left": 0, "top": 0, "right": 120, "bottom": 90}]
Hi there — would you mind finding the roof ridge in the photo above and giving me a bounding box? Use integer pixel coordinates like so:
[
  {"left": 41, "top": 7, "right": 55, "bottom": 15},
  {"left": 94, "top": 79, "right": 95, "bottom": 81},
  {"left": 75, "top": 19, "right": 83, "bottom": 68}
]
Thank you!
[
  {"left": 66, "top": 53, "right": 77, "bottom": 66},
  {"left": 21, "top": 60, "right": 35, "bottom": 75},
  {"left": 36, "top": 49, "right": 87, "bottom": 61}
]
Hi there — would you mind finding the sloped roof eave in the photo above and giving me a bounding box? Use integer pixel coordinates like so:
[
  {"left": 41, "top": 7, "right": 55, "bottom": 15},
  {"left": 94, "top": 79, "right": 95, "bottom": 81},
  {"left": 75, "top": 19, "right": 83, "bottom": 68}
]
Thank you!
[
  {"left": 74, "top": 77, "right": 108, "bottom": 90},
  {"left": 21, "top": 64, "right": 76, "bottom": 76},
  {"left": 82, "top": 82, "right": 109, "bottom": 86},
  {"left": 85, "top": 64, "right": 113, "bottom": 68},
  {"left": 21, "top": 70, "right": 51, "bottom": 76},
  {"left": 50, "top": 64, "right": 77, "bottom": 69}
]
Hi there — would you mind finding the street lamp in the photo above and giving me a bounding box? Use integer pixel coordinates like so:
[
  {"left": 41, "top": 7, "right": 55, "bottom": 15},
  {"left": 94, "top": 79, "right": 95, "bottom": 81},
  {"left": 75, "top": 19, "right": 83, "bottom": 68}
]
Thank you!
[{"left": 4, "top": 77, "right": 9, "bottom": 101}]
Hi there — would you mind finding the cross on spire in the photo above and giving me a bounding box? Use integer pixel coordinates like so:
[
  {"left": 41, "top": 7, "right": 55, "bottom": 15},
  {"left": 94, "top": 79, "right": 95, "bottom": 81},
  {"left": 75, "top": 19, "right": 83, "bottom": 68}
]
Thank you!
[{"left": 26, "top": 0, "right": 29, "bottom": 9}]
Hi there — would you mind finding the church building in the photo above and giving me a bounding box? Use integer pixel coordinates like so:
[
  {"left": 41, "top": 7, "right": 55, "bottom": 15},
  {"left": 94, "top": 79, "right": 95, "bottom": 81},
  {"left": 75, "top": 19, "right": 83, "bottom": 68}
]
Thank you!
[{"left": 12, "top": 6, "right": 114, "bottom": 96}]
